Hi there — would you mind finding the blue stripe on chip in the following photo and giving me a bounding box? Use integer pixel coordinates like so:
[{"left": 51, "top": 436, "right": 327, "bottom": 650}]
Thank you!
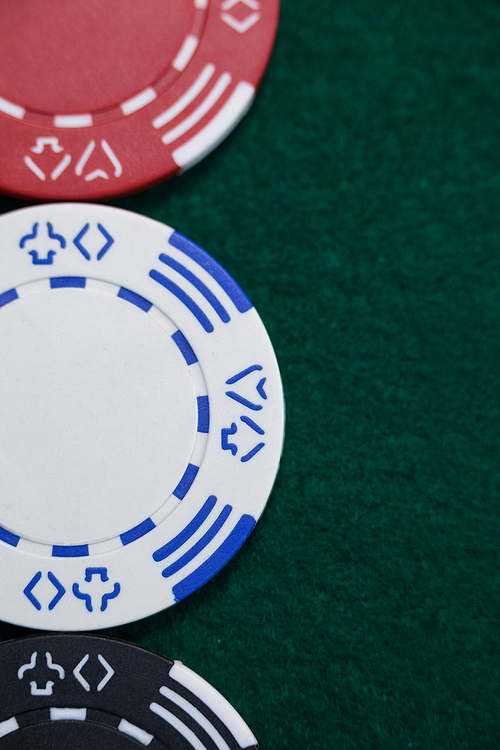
[
  {"left": 153, "top": 495, "right": 217, "bottom": 562},
  {"left": 197, "top": 395, "right": 209, "bottom": 433},
  {"left": 162, "top": 505, "right": 232, "bottom": 578},
  {"left": 173, "top": 463, "right": 199, "bottom": 500},
  {"left": 117, "top": 287, "right": 153, "bottom": 312},
  {"left": 159, "top": 253, "right": 230, "bottom": 323},
  {"left": 168, "top": 231, "right": 253, "bottom": 313},
  {"left": 50, "top": 277, "right": 86, "bottom": 288},
  {"left": 120, "top": 517, "right": 156, "bottom": 546},
  {"left": 171, "top": 330, "right": 198, "bottom": 365},
  {"left": 172, "top": 514, "right": 256, "bottom": 602},
  {"left": 0, "top": 526, "right": 20, "bottom": 547},
  {"left": 0, "top": 288, "right": 18, "bottom": 307},
  {"left": 149, "top": 269, "right": 214, "bottom": 332},
  {"left": 52, "top": 544, "right": 89, "bottom": 557}
]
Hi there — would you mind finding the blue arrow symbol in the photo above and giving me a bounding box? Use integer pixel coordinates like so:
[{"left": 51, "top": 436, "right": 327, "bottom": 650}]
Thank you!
[
  {"left": 73, "top": 223, "right": 114, "bottom": 261},
  {"left": 73, "top": 223, "right": 91, "bottom": 260},
  {"left": 257, "top": 377, "right": 267, "bottom": 400},
  {"left": 47, "top": 572, "right": 66, "bottom": 610},
  {"left": 96, "top": 224, "right": 114, "bottom": 260},
  {"left": 24, "top": 572, "right": 42, "bottom": 610}
]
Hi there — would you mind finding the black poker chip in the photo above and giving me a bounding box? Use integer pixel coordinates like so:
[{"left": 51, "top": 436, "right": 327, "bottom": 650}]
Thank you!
[{"left": 0, "top": 634, "right": 259, "bottom": 749}]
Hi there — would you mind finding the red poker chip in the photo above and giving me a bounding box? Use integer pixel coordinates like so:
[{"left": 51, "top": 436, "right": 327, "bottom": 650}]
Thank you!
[{"left": 0, "top": 0, "right": 279, "bottom": 201}]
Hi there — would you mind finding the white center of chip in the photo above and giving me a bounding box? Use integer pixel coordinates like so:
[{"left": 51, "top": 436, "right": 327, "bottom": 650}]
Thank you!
[{"left": 0, "top": 287, "right": 198, "bottom": 546}]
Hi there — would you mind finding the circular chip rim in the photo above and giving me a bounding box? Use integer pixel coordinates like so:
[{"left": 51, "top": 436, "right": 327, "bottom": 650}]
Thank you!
[
  {"left": 0, "top": 633, "right": 260, "bottom": 749},
  {"left": 0, "top": 0, "right": 280, "bottom": 201},
  {"left": 0, "top": 203, "right": 285, "bottom": 631}
]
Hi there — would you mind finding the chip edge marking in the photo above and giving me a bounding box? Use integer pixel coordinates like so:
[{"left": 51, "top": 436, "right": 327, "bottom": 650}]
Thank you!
[
  {"left": 172, "top": 514, "right": 256, "bottom": 601},
  {"left": 168, "top": 232, "right": 252, "bottom": 313},
  {"left": 169, "top": 662, "right": 258, "bottom": 748}
]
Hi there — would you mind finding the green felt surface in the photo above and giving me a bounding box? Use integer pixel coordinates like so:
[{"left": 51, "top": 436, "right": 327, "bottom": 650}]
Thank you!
[{"left": 1, "top": 0, "right": 500, "bottom": 747}]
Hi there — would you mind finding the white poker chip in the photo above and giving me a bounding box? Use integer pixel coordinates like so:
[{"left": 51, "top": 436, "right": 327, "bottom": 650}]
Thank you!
[{"left": 0, "top": 203, "right": 284, "bottom": 630}]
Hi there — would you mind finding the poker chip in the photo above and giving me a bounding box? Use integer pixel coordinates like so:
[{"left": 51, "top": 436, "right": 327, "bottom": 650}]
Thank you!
[
  {"left": 0, "top": 633, "right": 259, "bottom": 749},
  {"left": 0, "top": 0, "right": 279, "bottom": 202},
  {"left": 0, "top": 203, "right": 284, "bottom": 630}
]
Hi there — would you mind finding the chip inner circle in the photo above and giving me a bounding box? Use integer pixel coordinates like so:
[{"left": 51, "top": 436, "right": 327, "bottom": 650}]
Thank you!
[
  {"left": 0, "top": 286, "right": 198, "bottom": 546},
  {"left": 0, "top": 0, "right": 194, "bottom": 114}
]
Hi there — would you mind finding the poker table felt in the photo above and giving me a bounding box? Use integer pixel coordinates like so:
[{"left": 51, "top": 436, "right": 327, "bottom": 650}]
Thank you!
[{"left": 1, "top": 1, "right": 499, "bottom": 747}]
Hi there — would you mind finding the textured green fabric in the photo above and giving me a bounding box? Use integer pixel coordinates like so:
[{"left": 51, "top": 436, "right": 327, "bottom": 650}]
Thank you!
[{"left": 1, "top": 0, "right": 500, "bottom": 747}]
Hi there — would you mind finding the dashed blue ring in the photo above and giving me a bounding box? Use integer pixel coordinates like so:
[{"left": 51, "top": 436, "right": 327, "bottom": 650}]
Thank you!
[{"left": 0, "top": 278, "right": 209, "bottom": 557}]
